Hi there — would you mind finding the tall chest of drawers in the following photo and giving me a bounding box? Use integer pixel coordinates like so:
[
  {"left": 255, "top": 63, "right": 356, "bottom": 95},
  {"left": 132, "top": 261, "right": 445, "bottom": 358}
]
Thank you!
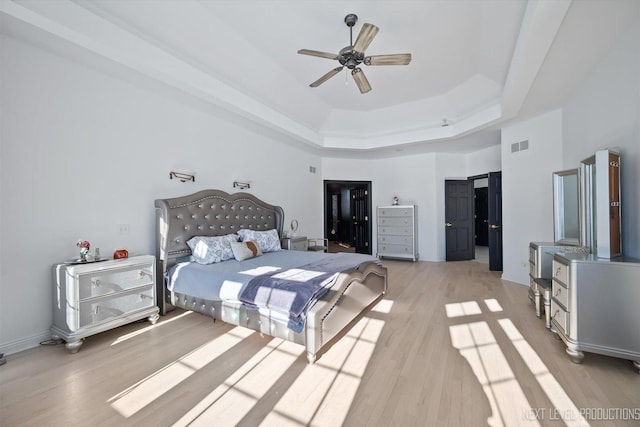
[
  {"left": 377, "top": 205, "right": 418, "bottom": 261},
  {"left": 51, "top": 255, "right": 159, "bottom": 353}
]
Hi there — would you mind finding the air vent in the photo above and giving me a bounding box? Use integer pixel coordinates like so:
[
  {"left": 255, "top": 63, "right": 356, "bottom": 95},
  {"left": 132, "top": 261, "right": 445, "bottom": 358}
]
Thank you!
[{"left": 511, "top": 140, "right": 529, "bottom": 153}]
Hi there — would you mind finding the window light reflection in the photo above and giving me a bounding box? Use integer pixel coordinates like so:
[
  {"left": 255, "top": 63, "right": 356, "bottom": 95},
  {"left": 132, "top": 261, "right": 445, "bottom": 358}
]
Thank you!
[{"left": 109, "top": 327, "right": 255, "bottom": 418}]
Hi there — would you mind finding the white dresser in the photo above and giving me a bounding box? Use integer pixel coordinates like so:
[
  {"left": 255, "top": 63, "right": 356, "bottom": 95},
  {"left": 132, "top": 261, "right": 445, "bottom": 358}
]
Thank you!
[
  {"left": 377, "top": 205, "right": 418, "bottom": 261},
  {"left": 51, "top": 255, "right": 159, "bottom": 353}
]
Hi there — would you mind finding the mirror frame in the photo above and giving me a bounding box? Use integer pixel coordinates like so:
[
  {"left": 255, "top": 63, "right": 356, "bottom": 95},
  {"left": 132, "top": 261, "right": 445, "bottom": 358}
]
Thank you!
[{"left": 553, "top": 168, "right": 581, "bottom": 246}]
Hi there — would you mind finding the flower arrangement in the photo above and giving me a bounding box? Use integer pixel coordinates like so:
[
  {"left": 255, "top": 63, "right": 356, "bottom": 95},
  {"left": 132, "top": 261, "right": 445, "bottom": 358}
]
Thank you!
[{"left": 77, "top": 240, "right": 91, "bottom": 261}]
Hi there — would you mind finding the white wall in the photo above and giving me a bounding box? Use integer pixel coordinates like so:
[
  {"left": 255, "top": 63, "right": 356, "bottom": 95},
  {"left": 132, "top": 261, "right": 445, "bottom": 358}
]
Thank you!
[
  {"left": 322, "top": 147, "right": 500, "bottom": 262},
  {"left": 563, "top": 20, "right": 640, "bottom": 259},
  {"left": 501, "top": 109, "right": 564, "bottom": 284},
  {"left": 0, "top": 36, "right": 323, "bottom": 354},
  {"left": 500, "top": 19, "right": 640, "bottom": 285}
]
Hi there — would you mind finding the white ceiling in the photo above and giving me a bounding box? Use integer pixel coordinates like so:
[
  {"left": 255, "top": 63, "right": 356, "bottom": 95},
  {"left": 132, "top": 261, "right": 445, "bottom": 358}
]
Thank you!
[{"left": 2, "top": 0, "right": 639, "bottom": 156}]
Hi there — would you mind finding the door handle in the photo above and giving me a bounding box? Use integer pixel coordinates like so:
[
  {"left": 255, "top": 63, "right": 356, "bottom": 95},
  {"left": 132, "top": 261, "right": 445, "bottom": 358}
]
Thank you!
[
  {"left": 490, "top": 224, "right": 501, "bottom": 229},
  {"left": 445, "top": 222, "right": 453, "bottom": 227}
]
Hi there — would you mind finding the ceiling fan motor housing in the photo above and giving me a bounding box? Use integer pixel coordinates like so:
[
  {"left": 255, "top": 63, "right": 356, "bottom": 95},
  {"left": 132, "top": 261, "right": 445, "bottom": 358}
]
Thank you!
[{"left": 338, "top": 46, "right": 364, "bottom": 69}]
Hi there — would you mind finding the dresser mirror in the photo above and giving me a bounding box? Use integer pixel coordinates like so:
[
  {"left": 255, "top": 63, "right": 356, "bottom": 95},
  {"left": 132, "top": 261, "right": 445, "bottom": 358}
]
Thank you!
[{"left": 553, "top": 168, "right": 581, "bottom": 245}]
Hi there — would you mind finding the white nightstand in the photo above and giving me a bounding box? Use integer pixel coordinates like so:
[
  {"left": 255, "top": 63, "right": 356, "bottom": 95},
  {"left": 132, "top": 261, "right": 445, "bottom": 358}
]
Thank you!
[
  {"left": 51, "top": 255, "right": 159, "bottom": 353},
  {"left": 282, "top": 236, "right": 308, "bottom": 251}
]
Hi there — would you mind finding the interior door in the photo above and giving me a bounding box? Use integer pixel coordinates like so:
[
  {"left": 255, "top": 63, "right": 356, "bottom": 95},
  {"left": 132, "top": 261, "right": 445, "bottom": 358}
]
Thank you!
[
  {"left": 488, "top": 171, "right": 503, "bottom": 271},
  {"left": 445, "top": 180, "right": 474, "bottom": 261},
  {"left": 350, "top": 186, "right": 370, "bottom": 254}
]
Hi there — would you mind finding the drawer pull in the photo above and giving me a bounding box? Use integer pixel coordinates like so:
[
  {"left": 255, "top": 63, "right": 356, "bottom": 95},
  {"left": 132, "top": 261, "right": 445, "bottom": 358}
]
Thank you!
[
  {"left": 92, "top": 279, "right": 101, "bottom": 287},
  {"left": 553, "top": 309, "right": 559, "bottom": 319},
  {"left": 555, "top": 288, "right": 561, "bottom": 297},
  {"left": 555, "top": 267, "right": 561, "bottom": 277},
  {"left": 94, "top": 306, "right": 101, "bottom": 314}
]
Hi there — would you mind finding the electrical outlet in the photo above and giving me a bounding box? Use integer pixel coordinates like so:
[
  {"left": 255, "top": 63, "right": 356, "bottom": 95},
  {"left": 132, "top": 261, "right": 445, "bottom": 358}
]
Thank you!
[{"left": 118, "top": 224, "right": 130, "bottom": 235}]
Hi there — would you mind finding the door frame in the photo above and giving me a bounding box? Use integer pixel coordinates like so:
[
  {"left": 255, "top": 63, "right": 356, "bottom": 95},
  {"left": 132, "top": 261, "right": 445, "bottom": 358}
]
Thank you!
[
  {"left": 323, "top": 180, "right": 373, "bottom": 255},
  {"left": 468, "top": 172, "right": 503, "bottom": 271}
]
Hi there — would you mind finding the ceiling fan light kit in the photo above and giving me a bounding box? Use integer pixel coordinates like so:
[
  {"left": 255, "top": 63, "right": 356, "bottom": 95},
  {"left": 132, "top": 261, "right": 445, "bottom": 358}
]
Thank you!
[{"left": 298, "top": 14, "right": 412, "bottom": 94}]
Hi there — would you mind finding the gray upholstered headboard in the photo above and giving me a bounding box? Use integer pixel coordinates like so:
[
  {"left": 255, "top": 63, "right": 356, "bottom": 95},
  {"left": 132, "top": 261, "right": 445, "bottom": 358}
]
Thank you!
[{"left": 154, "top": 189, "right": 284, "bottom": 313}]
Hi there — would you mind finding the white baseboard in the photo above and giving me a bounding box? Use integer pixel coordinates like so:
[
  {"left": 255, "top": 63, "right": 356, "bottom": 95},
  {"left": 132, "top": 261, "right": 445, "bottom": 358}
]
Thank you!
[{"left": 0, "top": 331, "right": 52, "bottom": 356}]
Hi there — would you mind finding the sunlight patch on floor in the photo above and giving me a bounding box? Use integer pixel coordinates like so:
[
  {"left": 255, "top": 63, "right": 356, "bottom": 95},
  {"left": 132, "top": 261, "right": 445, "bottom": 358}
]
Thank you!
[
  {"left": 173, "top": 339, "right": 304, "bottom": 426},
  {"left": 484, "top": 298, "right": 503, "bottom": 313},
  {"left": 370, "top": 299, "right": 394, "bottom": 314},
  {"left": 108, "top": 326, "right": 254, "bottom": 418},
  {"left": 260, "top": 317, "right": 385, "bottom": 427},
  {"left": 450, "top": 321, "right": 539, "bottom": 426},
  {"left": 445, "top": 301, "right": 482, "bottom": 318},
  {"left": 111, "top": 311, "right": 193, "bottom": 346},
  {"left": 498, "top": 319, "right": 588, "bottom": 427}
]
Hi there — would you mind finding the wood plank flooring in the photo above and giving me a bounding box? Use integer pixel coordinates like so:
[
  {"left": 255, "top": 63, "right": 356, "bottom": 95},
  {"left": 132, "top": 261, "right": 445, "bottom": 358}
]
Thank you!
[{"left": 1, "top": 260, "right": 638, "bottom": 426}]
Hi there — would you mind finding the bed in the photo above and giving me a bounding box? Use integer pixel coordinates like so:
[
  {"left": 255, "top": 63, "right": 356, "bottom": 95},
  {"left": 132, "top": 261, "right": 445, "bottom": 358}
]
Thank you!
[{"left": 154, "top": 189, "right": 387, "bottom": 363}]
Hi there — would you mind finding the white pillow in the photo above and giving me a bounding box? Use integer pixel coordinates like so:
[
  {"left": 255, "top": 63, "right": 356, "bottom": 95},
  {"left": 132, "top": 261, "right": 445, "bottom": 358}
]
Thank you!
[
  {"left": 237, "top": 229, "right": 281, "bottom": 253},
  {"left": 187, "top": 234, "right": 238, "bottom": 264},
  {"left": 230, "top": 240, "right": 263, "bottom": 261}
]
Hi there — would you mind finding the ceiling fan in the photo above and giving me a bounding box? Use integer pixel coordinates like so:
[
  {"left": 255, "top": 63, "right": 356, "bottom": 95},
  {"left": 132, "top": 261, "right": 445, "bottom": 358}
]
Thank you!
[{"left": 298, "top": 14, "right": 412, "bottom": 94}]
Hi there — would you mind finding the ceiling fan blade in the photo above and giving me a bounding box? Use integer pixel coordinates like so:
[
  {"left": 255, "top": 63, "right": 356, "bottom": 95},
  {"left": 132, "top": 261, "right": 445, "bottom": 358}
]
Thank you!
[
  {"left": 298, "top": 49, "right": 338, "bottom": 60},
  {"left": 310, "top": 66, "right": 344, "bottom": 87},
  {"left": 364, "top": 53, "right": 412, "bottom": 66},
  {"left": 353, "top": 23, "right": 379, "bottom": 53},
  {"left": 351, "top": 68, "right": 372, "bottom": 94}
]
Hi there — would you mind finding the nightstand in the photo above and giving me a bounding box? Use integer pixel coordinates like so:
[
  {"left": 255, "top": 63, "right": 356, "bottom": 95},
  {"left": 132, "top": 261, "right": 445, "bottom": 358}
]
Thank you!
[
  {"left": 282, "top": 236, "right": 308, "bottom": 251},
  {"left": 51, "top": 255, "right": 159, "bottom": 353},
  {"left": 308, "top": 238, "right": 328, "bottom": 252}
]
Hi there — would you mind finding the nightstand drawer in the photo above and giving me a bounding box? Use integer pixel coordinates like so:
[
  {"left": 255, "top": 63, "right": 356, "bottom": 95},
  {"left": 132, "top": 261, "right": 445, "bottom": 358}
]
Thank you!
[
  {"left": 78, "top": 264, "right": 154, "bottom": 300},
  {"left": 78, "top": 285, "right": 155, "bottom": 328}
]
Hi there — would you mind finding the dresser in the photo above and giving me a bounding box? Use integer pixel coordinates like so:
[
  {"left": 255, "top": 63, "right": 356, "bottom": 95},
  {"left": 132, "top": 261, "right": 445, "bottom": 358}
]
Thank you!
[
  {"left": 550, "top": 252, "right": 640, "bottom": 372},
  {"left": 51, "top": 255, "right": 159, "bottom": 353},
  {"left": 377, "top": 205, "right": 418, "bottom": 261}
]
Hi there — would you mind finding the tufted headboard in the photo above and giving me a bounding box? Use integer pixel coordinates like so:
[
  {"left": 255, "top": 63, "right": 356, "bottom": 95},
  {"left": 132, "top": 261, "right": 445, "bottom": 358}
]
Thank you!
[{"left": 154, "top": 189, "right": 284, "bottom": 313}]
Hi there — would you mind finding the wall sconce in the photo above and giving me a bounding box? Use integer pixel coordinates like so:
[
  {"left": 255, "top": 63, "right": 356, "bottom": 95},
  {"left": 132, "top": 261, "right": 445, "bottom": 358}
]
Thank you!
[
  {"left": 170, "top": 171, "right": 195, "bottom": 182},
  {"left": 233, "top": 181, "right": 251, "bottom": 190}
]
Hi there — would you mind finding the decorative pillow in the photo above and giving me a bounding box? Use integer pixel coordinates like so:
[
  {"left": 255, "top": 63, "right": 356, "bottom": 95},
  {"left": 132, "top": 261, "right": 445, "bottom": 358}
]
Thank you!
[
  {"left": 237, "top": 229, "right": 281, "bottom": 253},
  {"left": 186, "top": 234, "right": 238, "bottom": 264},
  {"left": 230, "top": 240, "right": 263, "bottom": 261}
]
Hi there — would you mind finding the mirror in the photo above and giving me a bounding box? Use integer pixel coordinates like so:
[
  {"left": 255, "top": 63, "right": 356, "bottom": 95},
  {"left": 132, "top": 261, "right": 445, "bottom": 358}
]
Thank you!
[{"left": 553, "top": 168, "right": 581, "bottom": 245}]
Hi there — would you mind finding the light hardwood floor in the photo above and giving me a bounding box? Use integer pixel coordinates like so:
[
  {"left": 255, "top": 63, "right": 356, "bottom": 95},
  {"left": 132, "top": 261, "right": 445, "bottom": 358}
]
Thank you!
[{"left": 1, "top": 260, "right": 638, "bottom": 426}]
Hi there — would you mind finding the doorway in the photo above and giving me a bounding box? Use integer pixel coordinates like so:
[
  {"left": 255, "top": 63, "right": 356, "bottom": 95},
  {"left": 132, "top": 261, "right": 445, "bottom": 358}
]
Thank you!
[
  {"left": 323, "top": 180, "right": 373, "bottom": 255},
  {"left": 445, "top": 172, "right": 502, "bottom": 270}
]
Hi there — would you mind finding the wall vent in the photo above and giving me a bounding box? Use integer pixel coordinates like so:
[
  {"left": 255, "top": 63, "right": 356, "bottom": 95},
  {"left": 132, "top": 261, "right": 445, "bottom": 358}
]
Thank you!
[{"left": 511, "top": 140, "right": 529, "bottom": 153}]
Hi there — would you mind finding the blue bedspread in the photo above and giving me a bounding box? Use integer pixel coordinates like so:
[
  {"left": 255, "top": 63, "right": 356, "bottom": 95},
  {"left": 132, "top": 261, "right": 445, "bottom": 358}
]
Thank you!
[{"left": 239, "top": 253, "right": 380, "bottom": 332}]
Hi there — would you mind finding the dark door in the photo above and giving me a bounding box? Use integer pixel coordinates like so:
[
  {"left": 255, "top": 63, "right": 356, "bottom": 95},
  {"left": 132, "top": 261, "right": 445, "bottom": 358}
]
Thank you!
[
  {"left": 474, "top": 187, "right": 489, "bottom": 246},
  {"left": 488, "top": 172, "right": 503, "bottom": 271},
  {"left": 445, "top": 180, "right": 475, "bottom": 261},
  {"left": 350, "top": 186, "right": 370, "bottom": 254}
]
